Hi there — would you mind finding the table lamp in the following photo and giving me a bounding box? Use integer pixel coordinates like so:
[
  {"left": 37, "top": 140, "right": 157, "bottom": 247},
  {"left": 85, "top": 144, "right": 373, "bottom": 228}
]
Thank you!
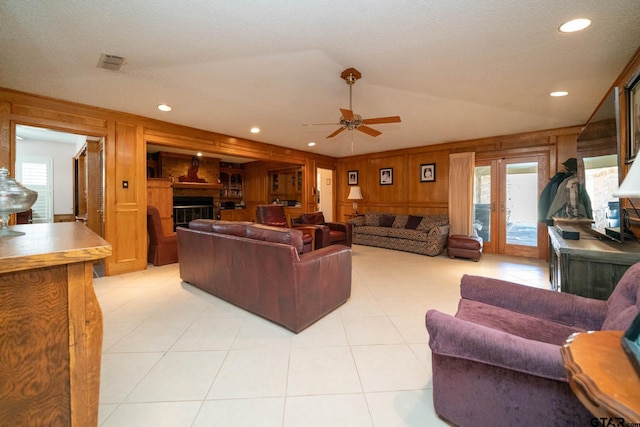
[{"left": 347, "top": 186, "right": 363, "bottom": 214}]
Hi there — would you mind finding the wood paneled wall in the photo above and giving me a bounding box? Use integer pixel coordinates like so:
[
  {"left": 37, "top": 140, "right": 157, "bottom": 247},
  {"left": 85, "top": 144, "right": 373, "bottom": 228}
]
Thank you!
[{"left": 336, "top": 127, "right": 581, "bottom": 222}]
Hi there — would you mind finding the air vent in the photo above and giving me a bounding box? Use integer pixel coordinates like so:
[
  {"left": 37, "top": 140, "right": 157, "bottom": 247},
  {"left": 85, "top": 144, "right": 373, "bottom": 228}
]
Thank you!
[{"left": 97, "top": 53, "right": 125, "bottom": 71}]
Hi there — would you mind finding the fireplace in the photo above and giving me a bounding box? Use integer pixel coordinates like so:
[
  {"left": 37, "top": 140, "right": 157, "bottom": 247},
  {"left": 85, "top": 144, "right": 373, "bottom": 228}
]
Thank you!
[{"left": 173, "top": 196, "right": 217, "bottom": 230}]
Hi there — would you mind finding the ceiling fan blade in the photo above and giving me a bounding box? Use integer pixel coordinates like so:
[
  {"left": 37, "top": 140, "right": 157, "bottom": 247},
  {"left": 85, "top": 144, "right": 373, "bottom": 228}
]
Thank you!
[
  {"left": 326, "top": 127, "right": 346, "bottom": 138},
  {"left": 302, "top": 122, "right": 340, "bottom": 127},
  {"left": 362, "top": 116, "right": 402, "bottom": 125},
  {"left": 357, "top": 125, "right": 382, "bottom": 137},
  {"left": 340, "top": 108, "right": 355, "bottom": 121}
]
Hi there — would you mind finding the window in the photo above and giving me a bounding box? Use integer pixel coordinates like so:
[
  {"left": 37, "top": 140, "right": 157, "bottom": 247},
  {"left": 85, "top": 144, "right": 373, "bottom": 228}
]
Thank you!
[
  {"left": 583, "top": 154, "right": 618, "bottom": 229},
  {"left": 16, "top": 157, "right": 53, "bottom": 223}
]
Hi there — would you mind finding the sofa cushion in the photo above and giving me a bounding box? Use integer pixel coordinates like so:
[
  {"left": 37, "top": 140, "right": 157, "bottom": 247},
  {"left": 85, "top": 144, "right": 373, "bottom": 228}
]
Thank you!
[
  {"left": 379, "top": 214, "right": 395, "bottom": 227},
  {"left": 405, "top": 215, "right": 423, "bottom": 229},
  {"left": 358, "top": 225, "right": 390, "bottom": 237},
  {"left": 301, "top": 212, "right": 325, "bottom": 225},
  {"left": 188, "top": 219, "right": 251, "bottom": 237},
  {"left": 246, "top": 224, "right": 304, "bottom": 253},
  {"left": 365, "top": 212, "right": 382, "bottom": 226},
  {"left": 392, "top": 214, "right": 409, "bottom": 228},
  {"left": 456, "top": 299, "right": 582, "bottom": 346},
  {"left": 386, "top": 228, "right": 426, "bottom": 241},
  {"left": 188, "top": 219, "right": 215, "bottom": 232},
  {"left": 417, "top": 215, "right": 449, "bottom": 231}
]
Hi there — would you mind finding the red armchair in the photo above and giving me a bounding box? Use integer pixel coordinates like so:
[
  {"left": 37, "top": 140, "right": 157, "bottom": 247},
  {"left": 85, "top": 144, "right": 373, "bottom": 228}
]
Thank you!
[
  {"left": 255, "top": 204, "right": 313, "bottom": 252},
  {"left": 147, "top": 205, "right": 178, "bottom": 266},
  {"left": 291, "top": 211, "right": 352, "bottom": 249}
]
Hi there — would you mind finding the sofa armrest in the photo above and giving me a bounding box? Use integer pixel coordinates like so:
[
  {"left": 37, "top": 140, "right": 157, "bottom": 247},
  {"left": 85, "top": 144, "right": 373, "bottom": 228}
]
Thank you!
[
  {"left": 293, "top": 223, "right": 330, "bottom": 248},
  {"left": 426, "top": 310, "right": 567, "bottom": 381},
  {"left": 326, "top": 221, "right": 350, "bottom": 233},
  {"left": 460, "top": 275, "right": 608, "bottom": 330},
  {"left": 326, "top": 221, "right": 353, "bottom": 246}
]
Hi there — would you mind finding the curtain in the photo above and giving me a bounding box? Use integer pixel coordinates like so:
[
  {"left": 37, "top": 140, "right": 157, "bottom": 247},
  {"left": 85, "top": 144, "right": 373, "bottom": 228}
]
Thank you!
[{"left": 448, "top": 152, "right": 475, "bottom": 236}]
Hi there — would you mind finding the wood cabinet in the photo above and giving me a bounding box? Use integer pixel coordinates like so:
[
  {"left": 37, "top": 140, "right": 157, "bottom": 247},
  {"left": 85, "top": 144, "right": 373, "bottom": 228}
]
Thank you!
[
  {"left": 219, "top": 164, "right": 244, "bottom": 205},
  {"left": 0, "top": 223, "right": 111, "bottom": 426},
  {"left": 270, "top": 168, "right": 302, "bottom": 202},
  {"left": 219, "top": 209, "right": 250, "bottom": 222},
  {"left": 548, "top": 226, "right": 640, "bottom": 300},
  {"left": 147, "top": 178, "right": 174, "bottom": 234}
]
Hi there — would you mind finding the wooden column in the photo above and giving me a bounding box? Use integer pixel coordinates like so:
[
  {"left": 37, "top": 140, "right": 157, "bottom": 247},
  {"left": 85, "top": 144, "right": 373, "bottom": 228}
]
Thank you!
[{"left": 0, "top": 223, "right": 111, "bottom": 426}]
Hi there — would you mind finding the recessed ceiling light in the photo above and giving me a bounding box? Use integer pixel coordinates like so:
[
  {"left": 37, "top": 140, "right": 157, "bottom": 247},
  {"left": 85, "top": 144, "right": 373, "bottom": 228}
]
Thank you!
[
  {"left": 157, "top": 104, "right": 172, "bottom": 112},
  {"left": 559, "top": 18, "right": 591, "bottom": 33},
  {"left": 308, "top": 142, "right": 316, "bottom": 147},
  {"left": 196, "top": 152, "right": 202, "bottom": 157},
  {"left": 250, "top": 127, "right": 260, "bottom": 134},
  {"left": 550, "top": 91, "right": 568, "bottom": 97}
]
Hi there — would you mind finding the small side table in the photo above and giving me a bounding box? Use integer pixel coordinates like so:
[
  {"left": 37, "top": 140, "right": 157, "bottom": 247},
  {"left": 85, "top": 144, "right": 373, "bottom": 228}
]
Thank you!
[
  {"left": 561, "top": 330, "right": 640, "bottom": 423},
  {"left": 344, "top": 213, "right": 364, "bottom": 220}
]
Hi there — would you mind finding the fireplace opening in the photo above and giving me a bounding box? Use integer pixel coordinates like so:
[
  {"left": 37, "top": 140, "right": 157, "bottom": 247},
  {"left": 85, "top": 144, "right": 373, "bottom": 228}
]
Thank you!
[{"left": 173, "top": 196, "right": 217, "bottom": 230}]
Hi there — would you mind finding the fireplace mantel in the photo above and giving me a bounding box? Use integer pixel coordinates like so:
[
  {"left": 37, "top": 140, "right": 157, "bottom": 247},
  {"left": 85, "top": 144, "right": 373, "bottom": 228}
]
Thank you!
[{"left": 172, "top": 182, "right": 222, "bottom": 190}]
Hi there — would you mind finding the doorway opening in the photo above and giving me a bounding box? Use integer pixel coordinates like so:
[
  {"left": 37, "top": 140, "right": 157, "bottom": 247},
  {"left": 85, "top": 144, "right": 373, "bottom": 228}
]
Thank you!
[{"left": 317, "top": 168, "right": 334, "bottom": 221}]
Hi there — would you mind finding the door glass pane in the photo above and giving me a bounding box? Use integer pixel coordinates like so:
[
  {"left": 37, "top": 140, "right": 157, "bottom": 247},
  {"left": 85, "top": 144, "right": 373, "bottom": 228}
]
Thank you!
[
  {"left": 506, "top": 162, "right": 538, "bottom": 246},
  {"left": 473, "top": 166, "right": 491, "bottom": 243},
  {"left": 583, "top": 154, "right": 618, "bottom": 229}
]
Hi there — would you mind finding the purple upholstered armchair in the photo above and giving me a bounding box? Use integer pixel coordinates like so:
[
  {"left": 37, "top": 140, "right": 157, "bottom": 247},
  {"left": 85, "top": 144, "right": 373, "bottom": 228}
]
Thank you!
[{"left": 425, "top": 262, "right": 640, "bottom": 426}]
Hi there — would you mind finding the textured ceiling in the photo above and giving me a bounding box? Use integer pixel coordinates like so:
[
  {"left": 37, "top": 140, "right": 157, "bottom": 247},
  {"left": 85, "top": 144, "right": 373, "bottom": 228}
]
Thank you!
[{"left": 1, "top": 1, "right": 639, "bottom": 159}]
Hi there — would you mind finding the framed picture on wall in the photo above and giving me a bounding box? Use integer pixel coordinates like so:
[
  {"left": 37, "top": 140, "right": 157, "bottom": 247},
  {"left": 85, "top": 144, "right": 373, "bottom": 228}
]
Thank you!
[
  {"left": 627, "top": 71, "right": 640, "bottom": 162},
  {"left": 348, "top": 170, "right": 358, "bottom": 185},
  {"left": 420, "top": 163, "right": 436, "bottom": 182},
  {"left": 380, "top": 168, "right": 393, "bottom": 185}
]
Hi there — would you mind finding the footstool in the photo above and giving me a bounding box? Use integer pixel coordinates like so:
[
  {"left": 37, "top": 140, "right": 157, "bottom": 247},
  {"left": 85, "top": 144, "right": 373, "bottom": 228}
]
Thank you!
[{"left": 447, "top": 235, "right": 483, "bottom": 262}]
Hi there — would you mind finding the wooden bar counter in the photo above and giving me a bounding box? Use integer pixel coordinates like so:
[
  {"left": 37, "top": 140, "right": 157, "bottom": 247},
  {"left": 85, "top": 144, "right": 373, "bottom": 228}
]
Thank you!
[{"left": 0, "top": 223, "right": 111, "bottom": 426}]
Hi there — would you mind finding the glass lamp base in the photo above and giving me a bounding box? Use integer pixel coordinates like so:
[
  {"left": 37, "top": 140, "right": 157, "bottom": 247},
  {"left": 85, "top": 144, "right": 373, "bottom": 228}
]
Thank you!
[{"left": 0, "top": 214, "right": 25, "bottom": 237}]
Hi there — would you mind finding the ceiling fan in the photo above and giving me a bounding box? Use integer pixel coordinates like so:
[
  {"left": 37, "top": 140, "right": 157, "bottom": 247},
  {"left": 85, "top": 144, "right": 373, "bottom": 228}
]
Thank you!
[{"left": 306, "top": 67, "right": 401, "bottom": 139}]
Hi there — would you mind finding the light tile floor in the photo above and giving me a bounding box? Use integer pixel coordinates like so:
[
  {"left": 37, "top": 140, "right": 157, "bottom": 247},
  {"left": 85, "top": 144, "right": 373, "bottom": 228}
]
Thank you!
[{"left": 96, "top": 245, "right": 548, "bottom": 427}]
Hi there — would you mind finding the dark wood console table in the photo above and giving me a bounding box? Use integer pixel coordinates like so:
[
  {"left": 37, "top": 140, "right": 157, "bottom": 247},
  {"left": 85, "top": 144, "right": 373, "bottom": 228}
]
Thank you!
[
  {"left": 548, "top": 226, "right": 640, "bottom": 300},
  {"left": 562, "top": 331, "right": 640, "bottom": 423},
  {"left": 0, "top": 223, "right": 111, "bottom": 426}
]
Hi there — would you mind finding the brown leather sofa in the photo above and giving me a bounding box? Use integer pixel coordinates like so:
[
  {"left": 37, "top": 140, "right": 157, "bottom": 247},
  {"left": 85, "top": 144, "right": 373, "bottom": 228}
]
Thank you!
[
  {"left": 291, "top": 211, "right": 352, "bottom": 248},
  {"left": 177, "top": 219, "right": 352, "bottom": 333}
]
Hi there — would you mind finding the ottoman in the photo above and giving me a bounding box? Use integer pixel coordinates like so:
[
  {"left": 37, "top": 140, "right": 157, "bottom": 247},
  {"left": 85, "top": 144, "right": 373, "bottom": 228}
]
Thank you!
[{"left": 447, "top": 235, "right": 483, "bottom": 262}]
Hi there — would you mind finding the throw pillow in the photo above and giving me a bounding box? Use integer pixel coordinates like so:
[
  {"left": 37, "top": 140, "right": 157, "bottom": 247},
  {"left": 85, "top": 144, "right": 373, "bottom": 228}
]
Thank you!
[
  {"left": 405, "top": 215, "right": 423, "bottom": 229},
  {"left": 379, "top": 214, "right": 395, "bottom": 227},
  {"left": 350, "top": 216, "right": 365, "bottom": 227},
  {"left": 392, "top": 215, "right": 409, "bottom": 228},
  {"left": 365, "top": 212, "right": 381, "bottom": 227}
]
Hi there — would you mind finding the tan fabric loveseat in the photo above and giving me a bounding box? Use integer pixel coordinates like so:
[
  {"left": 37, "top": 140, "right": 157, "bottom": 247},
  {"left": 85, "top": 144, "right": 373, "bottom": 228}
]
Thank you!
[
  {"left": 350, "top": 212, "right": 449, "bottom": 256},
  {"left": 177, "top": 219, "right": 352, "bottom": 333}
]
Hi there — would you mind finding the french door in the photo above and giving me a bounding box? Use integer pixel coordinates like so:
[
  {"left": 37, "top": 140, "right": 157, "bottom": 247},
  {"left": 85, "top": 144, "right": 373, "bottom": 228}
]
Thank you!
[{"left": 474, "top": 154, "right": 547, "bottom": 258}]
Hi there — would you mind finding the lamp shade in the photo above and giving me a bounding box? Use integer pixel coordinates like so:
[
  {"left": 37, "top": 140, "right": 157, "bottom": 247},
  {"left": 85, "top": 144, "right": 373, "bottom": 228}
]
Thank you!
[
  {"left": 613, "top": 160, "right": 640, "bottom": 198},
  {"left": 347, "top": 186, "right": 363, "bottom": 200}
]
